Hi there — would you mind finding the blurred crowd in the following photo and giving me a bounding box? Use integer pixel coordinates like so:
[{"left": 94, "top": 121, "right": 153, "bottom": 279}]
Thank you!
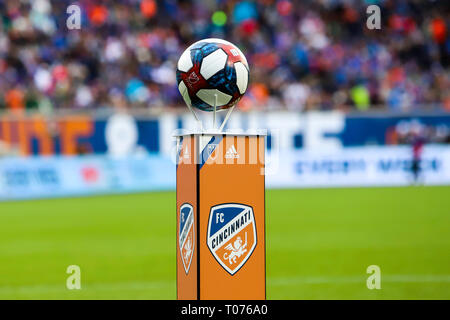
[{"left": 0, "top": 0, "right": 449, "bottom": 114}]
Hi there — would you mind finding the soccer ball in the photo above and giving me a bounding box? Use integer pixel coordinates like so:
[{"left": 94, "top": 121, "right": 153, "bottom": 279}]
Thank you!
[{"left": 176, "top": 38, "right": 249, "bottom": 112}]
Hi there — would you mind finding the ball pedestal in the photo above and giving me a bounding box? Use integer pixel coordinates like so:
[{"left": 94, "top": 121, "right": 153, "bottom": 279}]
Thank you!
[{"left": 176, "top": 132, "right": 266, "bottom": 300}]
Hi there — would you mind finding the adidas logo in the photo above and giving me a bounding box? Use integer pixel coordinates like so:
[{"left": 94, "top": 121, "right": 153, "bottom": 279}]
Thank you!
[
  {"left": 183, "top": 146, "right": 190, "bottom": 159},
  {"left": 225, "top": 145, "right": 239, "bottom": 159}
]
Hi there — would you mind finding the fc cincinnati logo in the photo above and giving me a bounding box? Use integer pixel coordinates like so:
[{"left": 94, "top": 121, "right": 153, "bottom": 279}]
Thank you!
[
  {"left": 207, "top": 204, "right": 257, "bottom": 275},
  {"left": 179, "top": 203, "right": 194, "bottom": 274}
]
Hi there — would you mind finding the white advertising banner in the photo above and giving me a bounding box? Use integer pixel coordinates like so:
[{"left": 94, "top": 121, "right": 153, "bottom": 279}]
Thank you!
[
  {"left": 1, "top": 145, "right": 449, "bottom": 201},
  {"left": 266, "top": 145, "right": 450, "bottom": 188}
]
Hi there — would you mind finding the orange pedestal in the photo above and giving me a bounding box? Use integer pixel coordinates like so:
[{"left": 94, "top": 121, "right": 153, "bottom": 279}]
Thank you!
[{"left": 176, "top": 133, "right": 266, "bottom": 300}]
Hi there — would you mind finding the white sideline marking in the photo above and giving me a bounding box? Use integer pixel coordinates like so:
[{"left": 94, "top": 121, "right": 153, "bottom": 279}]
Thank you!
[
  {"left": 269, "top": 275, "right": 450, "bottom": 286},
  {"left": 1, "top": 275, "right": 449, "bottom": 295},
  {"left": 0, "top": 280, "right": 174, "bottom": 294}
]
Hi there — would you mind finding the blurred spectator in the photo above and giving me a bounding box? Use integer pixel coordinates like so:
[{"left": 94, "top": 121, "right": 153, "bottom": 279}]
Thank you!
[
  {"left": 350, "top": 84, "right": 370, "bottom": 111},
  {"left": 0, "top": 0, "right": 449, "bottom": 113},
  {"left": 5, "top": 86, "right": 25, "bottom": 112}
]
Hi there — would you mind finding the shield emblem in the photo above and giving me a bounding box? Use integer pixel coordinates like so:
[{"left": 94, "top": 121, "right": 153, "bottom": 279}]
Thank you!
[
  {"left": 179, "top": 203, "right": 195, "bottom": 274},
  {"left": 207, "top": 143, "right": 219, "bottom": 161},
  {"left": 207, "top": 204, "right": 257, "bottom": 275}
]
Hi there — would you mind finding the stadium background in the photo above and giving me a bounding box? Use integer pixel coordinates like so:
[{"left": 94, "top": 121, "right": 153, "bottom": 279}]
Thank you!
[{"left": 0, "top": 0, "right": 449, "bottom": 299}]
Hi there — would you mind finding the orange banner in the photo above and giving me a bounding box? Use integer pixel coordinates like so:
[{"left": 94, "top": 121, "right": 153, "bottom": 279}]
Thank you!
[{"left": 0, "top": 115, "right": 93, "bottom": 156}]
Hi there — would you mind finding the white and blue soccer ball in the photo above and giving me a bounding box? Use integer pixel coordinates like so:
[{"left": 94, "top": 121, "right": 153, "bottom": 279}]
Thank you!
[{"left": 176, "top": 38, "right": 249, "bottom": 112}]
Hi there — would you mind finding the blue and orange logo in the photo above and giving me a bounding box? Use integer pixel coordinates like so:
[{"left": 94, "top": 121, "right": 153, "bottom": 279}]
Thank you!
[
  {"left": 207, "top": 204, "right": 257, "bottom": 275},
  {"left": 179, "top": 203, "right": 195, "bottom": 274}
]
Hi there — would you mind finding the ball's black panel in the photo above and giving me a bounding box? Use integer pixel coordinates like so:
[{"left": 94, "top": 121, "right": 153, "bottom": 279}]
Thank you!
[{"left": 175, "top": 71, "right": 183, "bottom": 85}]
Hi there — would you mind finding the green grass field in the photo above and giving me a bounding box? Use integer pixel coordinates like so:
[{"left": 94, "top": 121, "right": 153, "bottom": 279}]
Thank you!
[{"left": 0, "top": 186, "right": 449, "bottom": 299}]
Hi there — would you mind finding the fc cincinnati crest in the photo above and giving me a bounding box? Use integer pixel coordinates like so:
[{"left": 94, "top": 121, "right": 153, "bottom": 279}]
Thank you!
[
  {"left": 179, "top": 203, "right": 194, "bottom": 274},
  {"left": 207, "top": 204, "right": 257, "bottom": 275}
]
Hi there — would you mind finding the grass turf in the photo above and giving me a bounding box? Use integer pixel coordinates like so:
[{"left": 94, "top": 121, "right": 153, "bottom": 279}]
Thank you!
[{"left": 0, "top": 186, "right": 449, "bottom": 299}]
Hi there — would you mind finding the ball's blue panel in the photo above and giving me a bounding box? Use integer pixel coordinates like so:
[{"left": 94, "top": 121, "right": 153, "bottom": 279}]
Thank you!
[
  {"left": 208, "top": 63, "right": 240, "bottom": 99},
  {"left": 190, "top": 48, "right": 204, "bottom": 67},
  {"left": 190, "top": 41, "right": 209, "bottom": 50},
  {"left": 190, "top": 43, "right": 221, "bottom": 70},
  {"left": 201, "top": 43, "right": 221, "bottom": 58}
]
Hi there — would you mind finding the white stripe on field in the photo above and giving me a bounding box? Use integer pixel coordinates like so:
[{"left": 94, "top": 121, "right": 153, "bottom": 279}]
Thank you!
[
  {"left": 1, "top": 275, "right": 449, "bottom": 295},
  {"left": 269, "top": 274, "right": 450, "bottom": 286},
  {"left": 0, "top": 280, "right": 175, "bottom": 295}
]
